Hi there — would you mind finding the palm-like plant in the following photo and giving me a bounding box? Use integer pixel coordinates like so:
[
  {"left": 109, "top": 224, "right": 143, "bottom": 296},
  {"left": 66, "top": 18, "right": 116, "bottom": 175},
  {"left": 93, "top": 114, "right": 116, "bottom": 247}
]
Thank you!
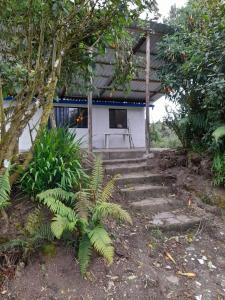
[{"left": 37, "top": 157, "right": 132, "bottom": 275}]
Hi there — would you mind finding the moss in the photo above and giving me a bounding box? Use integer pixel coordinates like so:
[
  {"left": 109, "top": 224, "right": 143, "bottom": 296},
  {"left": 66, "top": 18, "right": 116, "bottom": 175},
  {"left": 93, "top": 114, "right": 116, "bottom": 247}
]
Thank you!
[{"left": 41, "top": 243, "right": 57, "bottom": 258}]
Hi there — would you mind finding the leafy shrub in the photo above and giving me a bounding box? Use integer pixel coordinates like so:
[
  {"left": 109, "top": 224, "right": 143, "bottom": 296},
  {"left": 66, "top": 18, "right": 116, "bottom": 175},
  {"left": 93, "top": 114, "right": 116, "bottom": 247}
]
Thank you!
[
  {"left": 37, "top": 157, "right": 132, "bottom": 276},
  {"left": 0, "top": 166, "right": 11, "bottom": 210},
  {"left": 20, "top": 128, "right": 87, "bottom": 195}
]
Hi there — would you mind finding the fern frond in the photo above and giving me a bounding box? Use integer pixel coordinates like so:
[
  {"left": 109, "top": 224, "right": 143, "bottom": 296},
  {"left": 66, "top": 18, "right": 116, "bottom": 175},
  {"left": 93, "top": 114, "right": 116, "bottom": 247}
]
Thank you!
[
  {"left": 90, "top": 157, "right": 104, "bottom": 198},
  {"left": 35, "top": 223, "right": 54, "bottom": 241},
  {"left": 38, "top": 188, "right": 75, "bottom": 205},
  {"left": 0, "top": 167, "right": 11, "bottom": 209},
  {"left": 93, "top": 202, "right": 132, "bottom": 224},
  {"left": 88, "top": 225, "right": 114, "bottom": 264},
  {"left": 74, "top": 190, "right": 92, "bottom": 220},
  {"left": 0, "top": 239, "right": 28, "bottom": 251},
  {"left": 24, "top": 208, "right": 43, "bottom": 236},
  {"left": 37, "top": 193, "right": 77, "bottom": 222},
  {"left": 78, "top": 234, "right": 92, "bottom": 276},
  {"left": 99, "top": 175, "right": 120, "bottom": 203},
  {"left": 51, "top": 214, "right": 77, "bottom": 239}
]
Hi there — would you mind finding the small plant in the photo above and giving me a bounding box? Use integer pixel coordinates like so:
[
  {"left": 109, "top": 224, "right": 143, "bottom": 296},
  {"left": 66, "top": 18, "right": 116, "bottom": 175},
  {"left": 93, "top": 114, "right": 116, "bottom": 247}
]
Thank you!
[
  {"left": 212, "top": 152, "right": 225, "bottom": 187},
  {"left": 0, "top": 208, "right": 54, "bottom": 258},
  {"left": 37, "top": 157, "right": 132, "bottom": 276},
  {"left": 20, "top": 128, "right": 87, "bottom": 195},
  {"left": 0, "top": 166, "right": 11, "bottom": 210}
]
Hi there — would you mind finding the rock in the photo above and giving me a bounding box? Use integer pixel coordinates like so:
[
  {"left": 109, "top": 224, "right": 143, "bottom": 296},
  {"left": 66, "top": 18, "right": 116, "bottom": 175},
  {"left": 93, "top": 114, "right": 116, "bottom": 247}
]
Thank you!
[{"left": 166, "top": 275, "right": 179, "bottom": 285}]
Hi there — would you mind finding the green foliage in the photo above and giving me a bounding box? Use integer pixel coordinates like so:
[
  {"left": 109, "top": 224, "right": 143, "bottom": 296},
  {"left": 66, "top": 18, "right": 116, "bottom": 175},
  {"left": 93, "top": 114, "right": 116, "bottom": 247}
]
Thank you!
[
  {"left": 37, "top": 157, "right": 132, "bottom": 276},
  {"left": 212, "top": 153, "right": 225, "bottom": 187},
  {"left": 150, "top": 121, "right": 181, "bottom": 149},
  {"left": 78, "top": 234, "right": 92, "bottom": 276},
  {"left": 158, "top": 0, "right": 225, "bottom": 185},
  {"left": 20, "top": 128, "right": 87, "bottom": 195},
  {"left": 0, "top": 166, "right": 11, "bottom": 210},
  {"left": 0, "top": 208, "right": 54, "bottom": 258},
  {"left": 158, "top": 0, "right": 225, "bottom": 148},
  {"left": 212, "top": 125, "right": 225, "bottom": 143}
]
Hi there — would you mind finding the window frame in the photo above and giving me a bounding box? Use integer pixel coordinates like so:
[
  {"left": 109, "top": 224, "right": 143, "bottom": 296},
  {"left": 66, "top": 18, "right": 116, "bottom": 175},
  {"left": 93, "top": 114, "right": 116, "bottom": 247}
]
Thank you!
[
  {"left": 109, "top": 108, "right": 128, "bottom": 129},
  {"left": 54, "top": 106, "right": 88, "bottom": 128}
]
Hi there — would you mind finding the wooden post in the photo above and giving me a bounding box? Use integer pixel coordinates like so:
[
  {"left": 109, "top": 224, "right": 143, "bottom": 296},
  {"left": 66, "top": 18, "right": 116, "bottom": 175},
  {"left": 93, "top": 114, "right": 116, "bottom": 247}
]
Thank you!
[
  {"left": 145, "top": 30, "right": 151, "bottom": 154},
  {"left": 88, "top": 49, "right": 93, "bottom": 153}
]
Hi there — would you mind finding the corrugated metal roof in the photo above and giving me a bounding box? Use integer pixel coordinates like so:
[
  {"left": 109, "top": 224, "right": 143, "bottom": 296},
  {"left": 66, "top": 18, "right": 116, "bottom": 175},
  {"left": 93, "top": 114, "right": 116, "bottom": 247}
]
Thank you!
[{"left": 64, "top": 21, "right": 169, "bottom": 104}]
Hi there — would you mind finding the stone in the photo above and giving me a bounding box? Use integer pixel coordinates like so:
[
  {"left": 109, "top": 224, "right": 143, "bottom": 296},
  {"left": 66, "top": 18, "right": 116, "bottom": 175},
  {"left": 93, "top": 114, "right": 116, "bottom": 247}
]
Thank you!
[{"left": 166, "top": 275, "right": 179, "bottom": 285}]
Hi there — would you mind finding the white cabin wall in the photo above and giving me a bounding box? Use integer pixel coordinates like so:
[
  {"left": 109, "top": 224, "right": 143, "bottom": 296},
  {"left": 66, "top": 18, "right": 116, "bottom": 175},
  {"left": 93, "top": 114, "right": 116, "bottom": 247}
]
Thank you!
[
  {"left": 3, "top": 100, "right": 145, "bottom": 151},
  {"left": 70, "top": 106, "right": 145, "bottom": 149}
]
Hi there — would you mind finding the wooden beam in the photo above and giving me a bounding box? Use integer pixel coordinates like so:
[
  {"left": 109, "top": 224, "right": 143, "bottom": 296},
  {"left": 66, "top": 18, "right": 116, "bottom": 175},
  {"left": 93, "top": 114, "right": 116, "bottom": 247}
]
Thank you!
[
  {"left": 88, "top": 50, "right": 93, "bottom": 153},
  {"left": 95, "top": 74, "right": 160, "bottom": 84},
  {"left": 145, "top": 31, "right": 151, "bottom": 155},
  {"left": 95, "top": 60, "right": 161, "bottom": 72}
]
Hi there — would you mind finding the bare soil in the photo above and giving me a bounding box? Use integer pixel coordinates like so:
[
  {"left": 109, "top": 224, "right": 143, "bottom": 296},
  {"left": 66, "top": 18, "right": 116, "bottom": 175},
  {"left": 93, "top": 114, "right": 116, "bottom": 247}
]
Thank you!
[{"left": 1, "top": 150, "right": 225, "bottom": 300}]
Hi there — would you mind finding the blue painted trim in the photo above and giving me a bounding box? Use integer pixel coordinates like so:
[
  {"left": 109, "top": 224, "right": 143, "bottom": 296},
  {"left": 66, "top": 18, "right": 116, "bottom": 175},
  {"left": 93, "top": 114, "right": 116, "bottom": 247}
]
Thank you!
[
  {"left": 4, "top": 96, "right": 154, "bottom": 108},
  {"left": 4, "top": 96, "right": 14, "bottom": 101},
  {"left": 55, "top": 98, "right": 154, "bottom": 108}
]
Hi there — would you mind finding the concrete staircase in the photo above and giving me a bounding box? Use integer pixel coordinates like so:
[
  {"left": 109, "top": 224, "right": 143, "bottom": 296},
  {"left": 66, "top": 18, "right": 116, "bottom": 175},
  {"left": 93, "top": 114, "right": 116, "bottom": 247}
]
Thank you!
[{"left": 103, "top": 151, "right": 210, "bottom": 232}]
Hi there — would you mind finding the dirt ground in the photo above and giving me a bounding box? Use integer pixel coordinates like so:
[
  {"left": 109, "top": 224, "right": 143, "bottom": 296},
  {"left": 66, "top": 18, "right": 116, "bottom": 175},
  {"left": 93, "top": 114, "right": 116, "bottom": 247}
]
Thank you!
[{"left": 1, "top": 150, "right": 225, "bottom": 300}]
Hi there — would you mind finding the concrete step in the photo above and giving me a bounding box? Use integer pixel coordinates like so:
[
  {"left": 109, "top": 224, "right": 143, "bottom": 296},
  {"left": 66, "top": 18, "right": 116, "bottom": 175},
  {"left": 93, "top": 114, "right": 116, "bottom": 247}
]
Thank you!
[
  {"left": 105, "top": 163, "right": 147, "bottom": 175},
  {"left": 117, "top": 172, "right": 176, "bottom": 186},
  {"left": 120, "top": 184, "right": 170, "bottom": 199},
  {"left": 148, "top": 208, "right": 211, "bottom": 232},
  {"left": 95, "top": 149, "right": 146, "bottom": 160},
  {"left": 130, "top": 197, "right": 182, "bottom": 213},
  {"left": 103, "top": 157, "right": 147, "bottom": 166}
]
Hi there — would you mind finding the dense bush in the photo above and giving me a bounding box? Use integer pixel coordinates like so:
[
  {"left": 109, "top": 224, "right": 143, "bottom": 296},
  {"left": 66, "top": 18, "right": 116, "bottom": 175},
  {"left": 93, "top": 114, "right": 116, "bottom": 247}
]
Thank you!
[
  {"left": 158, "top": 0, "right": 225, "bottom": 185},
  {"left": 37, "top": 158, "right": 132, "bottom": 276},
  {"left": 20, "top": 128, "right": 87, "bottom": 195}
]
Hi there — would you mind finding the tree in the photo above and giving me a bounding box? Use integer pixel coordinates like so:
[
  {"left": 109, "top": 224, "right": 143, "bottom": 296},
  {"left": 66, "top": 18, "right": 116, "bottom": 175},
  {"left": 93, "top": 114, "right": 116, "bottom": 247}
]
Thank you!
[
  {"left": 0, "top": 0, "right": 158, "bottom": 173},
  {"left": 158, "top": 0, "right": 225, "bottom": 152}
]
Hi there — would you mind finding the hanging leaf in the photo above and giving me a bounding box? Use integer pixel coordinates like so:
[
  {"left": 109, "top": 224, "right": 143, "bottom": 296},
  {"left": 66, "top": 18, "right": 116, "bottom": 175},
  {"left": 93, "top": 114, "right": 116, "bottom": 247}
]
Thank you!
[{"left": 212, "top": 125, "right": 225, "bottom": 142}]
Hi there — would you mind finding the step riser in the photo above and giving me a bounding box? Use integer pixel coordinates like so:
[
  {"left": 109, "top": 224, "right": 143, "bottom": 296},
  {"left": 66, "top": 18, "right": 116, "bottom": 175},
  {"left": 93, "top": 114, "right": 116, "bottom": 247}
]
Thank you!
[
  {"left": 95, "top": 151, "right": 145, "bottom": 160},
  {"left": 103, "top": 158, "right": 146, "bottom": 166},
  {"left": 148, "top": 219, "right": 208, "bottom": 232},
  {"left": 106, "top": 166, "right": 147, "bottom": 175},
  {"left": 130, "top": 202, "right": 182, "bottom": 214},
  {"left": 117, "top": 176, "right": 175, "bottom": 186},
  {"left": 121, "top": 188, "right": 169, "bottom": 200}
]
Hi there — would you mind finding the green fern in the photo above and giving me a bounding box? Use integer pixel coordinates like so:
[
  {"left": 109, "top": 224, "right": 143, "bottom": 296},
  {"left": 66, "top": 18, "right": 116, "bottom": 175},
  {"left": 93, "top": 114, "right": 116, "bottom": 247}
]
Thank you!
[
  {"left": 0, "top": 167, "right": 11, "bottom": 209},
  {"left": 51, "top": 214, "right": 77, "bottom": 239},
  {"left": 37, "top": 193, "right": 77, "bottom": 222},
  {"left": 74, "top": 190, "right": 92, "bottom": 220},
  {"left": 78, "top": 234, "right": 92, "bottom": 276},
  {"left": 36, "top": 157, "right": 131, "bottom": 276},
  {"left": 99, "top": 175, "right": 119, "bottom": 203},
  {"left": 35, "top": 223, "right": 54, "bottom": 241},
  {"left": 90, "top": 157, "right": 104, "bottom": 198},
  {"left": 24, "top": 208, "right": 43, "bottom": 236},
  {"left": 88, "top": 225, "right": 114, "bottom": 264},
  {"left": 93, "top": 202, "right": 132, "bottom": 224},
  {"left": 38, "top": 188, "right": 75, "bottom": 204},
  {"left": 0, "top": 239, "right": 28, "bottom": 251}
]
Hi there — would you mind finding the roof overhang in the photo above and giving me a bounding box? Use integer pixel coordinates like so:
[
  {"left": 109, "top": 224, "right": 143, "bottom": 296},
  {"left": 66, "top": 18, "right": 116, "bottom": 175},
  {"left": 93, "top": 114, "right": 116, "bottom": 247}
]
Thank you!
[{"left": 63, "top": 21, "right": 170, "bottom": 104}]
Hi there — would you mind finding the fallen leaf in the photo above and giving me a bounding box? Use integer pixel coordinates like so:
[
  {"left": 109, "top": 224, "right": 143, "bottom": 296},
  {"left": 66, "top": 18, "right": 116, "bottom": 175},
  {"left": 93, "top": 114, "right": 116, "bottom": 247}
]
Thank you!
[
  {"left": 164, "top": 251, "right": 176, "bottom": 265},
  {"left": 177, "top": 271, "right": 196, "bottom": 278}
]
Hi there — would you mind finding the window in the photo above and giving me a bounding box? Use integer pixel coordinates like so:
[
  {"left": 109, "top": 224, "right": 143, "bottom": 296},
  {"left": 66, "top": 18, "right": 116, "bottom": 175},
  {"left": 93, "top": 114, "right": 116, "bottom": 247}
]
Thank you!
[
  {"left": 109, "top": 109, "right": 127, "bottom": 129},
  {"left": 54, "top": 107, "right": 88, "bottom": 128}
]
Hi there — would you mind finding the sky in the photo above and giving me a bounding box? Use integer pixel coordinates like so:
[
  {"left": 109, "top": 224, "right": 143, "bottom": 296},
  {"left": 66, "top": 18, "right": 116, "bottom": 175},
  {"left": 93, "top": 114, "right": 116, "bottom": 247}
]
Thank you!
[{"left": 151, "top": 0, "right": 187, "bottom": 122}]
